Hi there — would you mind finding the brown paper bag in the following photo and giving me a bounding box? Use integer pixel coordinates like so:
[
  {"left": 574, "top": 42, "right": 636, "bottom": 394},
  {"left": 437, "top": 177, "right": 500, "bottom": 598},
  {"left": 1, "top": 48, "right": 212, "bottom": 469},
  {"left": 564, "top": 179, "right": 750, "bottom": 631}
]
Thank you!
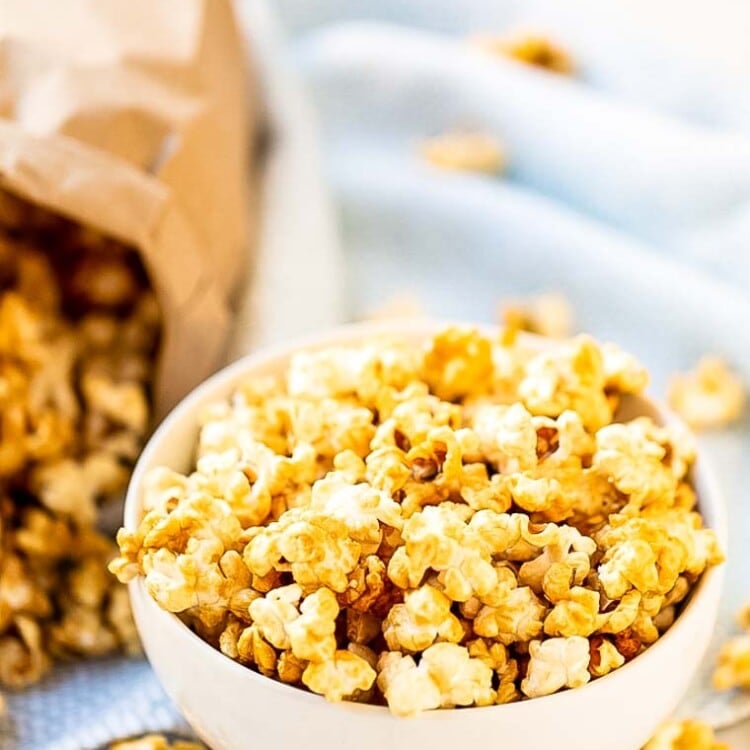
[{"left": 0, "top": 0, "right": 254, "bottom": 415}]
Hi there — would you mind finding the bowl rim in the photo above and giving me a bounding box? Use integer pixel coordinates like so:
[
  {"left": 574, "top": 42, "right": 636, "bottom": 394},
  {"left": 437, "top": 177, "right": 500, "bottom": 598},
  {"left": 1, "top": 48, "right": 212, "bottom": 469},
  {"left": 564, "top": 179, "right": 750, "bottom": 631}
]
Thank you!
[{"left": 126, "top": 319, "right": 727, "bottom": 717}]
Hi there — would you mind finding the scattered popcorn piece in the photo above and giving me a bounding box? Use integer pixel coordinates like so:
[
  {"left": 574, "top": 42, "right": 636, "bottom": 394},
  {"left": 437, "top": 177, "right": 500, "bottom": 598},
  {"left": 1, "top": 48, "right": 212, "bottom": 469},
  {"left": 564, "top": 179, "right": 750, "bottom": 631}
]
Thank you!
[
  {"left": 643, "top": 719, "right": 729, "bottom": 750},
  {"left": 109, "top": 734, "right": 206, "bottom": 750},
  {"left": 668, "top": 357, "right": 745, "bottom": 430},
  {"left": 471, "top": 32, "right": 575, "bottom": 75},
  {"left": 713, "top": 634, "right": 750, "bottom": 691},
  {"left": 420, "top": 132, "right": 505, "bottom": 175},
  {"left": 500, "top": 292, "right": 574, "bottom": 339},
  {"left": 736, "top": 602, "right": 750, "bottom": 632}
]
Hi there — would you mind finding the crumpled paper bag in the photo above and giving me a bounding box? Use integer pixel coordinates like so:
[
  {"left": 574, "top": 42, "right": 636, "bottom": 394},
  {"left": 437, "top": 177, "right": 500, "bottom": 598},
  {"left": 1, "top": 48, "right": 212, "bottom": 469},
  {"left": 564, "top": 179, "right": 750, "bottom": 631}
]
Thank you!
[{"left": 0, "top": 0, "right": 254, "bottom": 414}]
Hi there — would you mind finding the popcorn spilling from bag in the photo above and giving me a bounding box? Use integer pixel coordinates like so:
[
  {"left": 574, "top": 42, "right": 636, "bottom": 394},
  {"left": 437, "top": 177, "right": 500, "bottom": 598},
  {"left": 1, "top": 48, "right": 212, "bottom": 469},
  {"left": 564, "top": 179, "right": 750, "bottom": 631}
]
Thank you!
[
  {"left": 112, "top": 325, "right": 723, "bottom": 716},
  {"left": 0, "top": 189, "right": 159, "bottom": 699}
]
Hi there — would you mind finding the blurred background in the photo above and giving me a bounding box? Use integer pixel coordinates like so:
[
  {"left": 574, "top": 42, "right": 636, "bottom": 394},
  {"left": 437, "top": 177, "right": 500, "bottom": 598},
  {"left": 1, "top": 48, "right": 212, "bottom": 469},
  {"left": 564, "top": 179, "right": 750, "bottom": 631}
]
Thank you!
[{"left": 3, "top": 0, "right": 750, "bottom": 747}]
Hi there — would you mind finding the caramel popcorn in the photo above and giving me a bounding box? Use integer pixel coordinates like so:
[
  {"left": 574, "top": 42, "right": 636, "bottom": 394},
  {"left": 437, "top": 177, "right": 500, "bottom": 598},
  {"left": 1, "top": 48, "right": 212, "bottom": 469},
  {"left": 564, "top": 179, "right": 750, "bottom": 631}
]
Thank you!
[
  {"left": 419, "top": 132, "right": 506, "bottom": 175},
  {"left": 713, "top": 635, "right": 750, "bottom": 691},
  {"left": 0, "top": 191, "right": 158, "bottom": 696},
  {"left": 471, "top": 32, "right": 575, "bottom": 75},
  {"left": 377, "top": 644, "right": 494, "bottom": 717},
  {"left": 109, "top": 735, "right": 205, "bottom": 750},
  {"left": 113, "top": 325, "right": 720, "bottom": 716},
  {"left": 713, "top": 600, "right": 750, "bottom": 692},
  {"left": 643, "top": 720, "right": 729, "bottom": 750},
  {"left": 500, "top": 292, "right": 575, "bottom": 339},
  {"left": 668, "top": 357, "right": 745, "bottom": 430},
  {"left": 302, "top": 650, "right": 376, "bottom": 702},
  {"left": 521, "top": 636, "right": 590, "bottom": 697}
]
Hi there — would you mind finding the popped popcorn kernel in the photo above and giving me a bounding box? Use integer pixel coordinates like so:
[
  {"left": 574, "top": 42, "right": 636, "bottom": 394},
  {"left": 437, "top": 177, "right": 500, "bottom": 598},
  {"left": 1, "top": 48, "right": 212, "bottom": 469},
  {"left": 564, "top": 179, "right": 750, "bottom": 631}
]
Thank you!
[
  {"left": 588, "top": 635, "right": 625, "bottom": 677},
  {"left": 472, "top": 32, "right": 575, "bottom": 75},
  {"left": 521, "top": 636, "right": 590, "bottom": 698},
  {"left": 519, "top": 336, "right": 612, "bottom": 431},
  {"left": 383, "top": 584, "right": 464, "bottom": 652},
  {"left": 420, "top": 132, "right": 505, "bottom": 175},
  {"left": 0, "top": 204, "right": 159, "bottom": 701},
  {"left": 422, "top": 327, "right": 494, "bottom": 401},
  {"left": 113, "top": 325, "right": 721, "bottom": 717},
  {"left": 377, "top": 644, "right": 494, "bottom": 716},
  {"left": 302, "top": 650, "right": 376, "bottom": 702},
  {"left": 500, "top": 292, "right": 574, "bottom": 339},
  {"left": 713, "top": 634, "right": 750, "bottom": 691},
  {"left": 668, "top": 357, "right": 745, "bottom": 430},
  {"left": 643, "top": 719, "right": 728, "bottom": 750},
  {"left": 108, "top": 734, "right": 206, "bottom": 750}
]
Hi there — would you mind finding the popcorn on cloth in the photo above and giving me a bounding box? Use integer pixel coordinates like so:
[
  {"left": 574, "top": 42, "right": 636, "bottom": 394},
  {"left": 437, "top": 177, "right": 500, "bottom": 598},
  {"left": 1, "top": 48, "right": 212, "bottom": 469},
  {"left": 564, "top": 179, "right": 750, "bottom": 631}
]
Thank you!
[
  {"left": 713, "top": 634, "right": 750, "bottom": 691},
  {"left": 470, "top": 32, "right": 575, "bottom": 75},
  {"left": 643, "top": 719, "right": 729, "bottom": 750},
  {"left": 668, "top": 356, "right": 745, "bottom": 430},
  {"left": 419, "top": 132, "right": 506, "bottom": 175},
  {"left": 499, "top": 292, "right": 575, "bottom": 339},
  {"left": 111, "top": 325, "right": 721, "bottom": 716},
  {"left": 108, "top": 734, "right": 206, "bottom": 750}
]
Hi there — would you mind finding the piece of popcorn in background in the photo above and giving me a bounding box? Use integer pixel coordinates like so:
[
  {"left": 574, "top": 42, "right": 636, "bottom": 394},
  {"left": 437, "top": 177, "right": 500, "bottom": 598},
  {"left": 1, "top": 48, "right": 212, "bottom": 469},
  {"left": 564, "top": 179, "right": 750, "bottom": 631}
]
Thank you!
[
  {"left": 108, "top": 733, "right": 206, "bottom": 750},
  {"left": 420, "top": 132, "right": 506, "bottom": 175},
  {"left": 713, "top": 634, "right": 750, "bottom": 690},
  {"left": 642, "top": 719, "right": 729, "bottom": 750},
  {"left": 471, "top": 31, "right": 575, "bottom": 75},
  {"left": 499, "top": 292, "right": 575, "bottom": 339},
  {"left": 668, "top": 357, "right": 745, "bottom": 430}
]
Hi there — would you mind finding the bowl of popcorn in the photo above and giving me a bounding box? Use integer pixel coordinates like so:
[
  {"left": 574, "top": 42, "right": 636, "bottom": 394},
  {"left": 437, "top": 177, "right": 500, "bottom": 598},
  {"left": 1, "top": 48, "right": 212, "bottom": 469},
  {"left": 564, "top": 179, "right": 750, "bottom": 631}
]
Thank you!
[{"left": 112, "top": 321, "right": 726, "bottom": 750}]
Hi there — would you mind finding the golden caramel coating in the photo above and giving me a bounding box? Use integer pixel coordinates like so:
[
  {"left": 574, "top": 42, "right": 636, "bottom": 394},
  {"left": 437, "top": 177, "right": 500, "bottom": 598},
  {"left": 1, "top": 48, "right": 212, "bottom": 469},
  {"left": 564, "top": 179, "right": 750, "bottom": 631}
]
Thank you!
[
  {"left": 112, "top": 326, "right": 720, "bottom": 717},
  {"left": 0, "top": 194, "right": 158, "bottom": 695}
]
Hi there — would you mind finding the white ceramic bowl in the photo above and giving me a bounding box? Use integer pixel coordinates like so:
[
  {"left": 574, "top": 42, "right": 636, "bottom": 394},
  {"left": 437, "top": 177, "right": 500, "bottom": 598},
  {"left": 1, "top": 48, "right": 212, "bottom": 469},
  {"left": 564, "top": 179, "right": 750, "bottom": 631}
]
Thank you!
[{"left": 125, "top": 321, "right": 726, "bottom": 750}]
